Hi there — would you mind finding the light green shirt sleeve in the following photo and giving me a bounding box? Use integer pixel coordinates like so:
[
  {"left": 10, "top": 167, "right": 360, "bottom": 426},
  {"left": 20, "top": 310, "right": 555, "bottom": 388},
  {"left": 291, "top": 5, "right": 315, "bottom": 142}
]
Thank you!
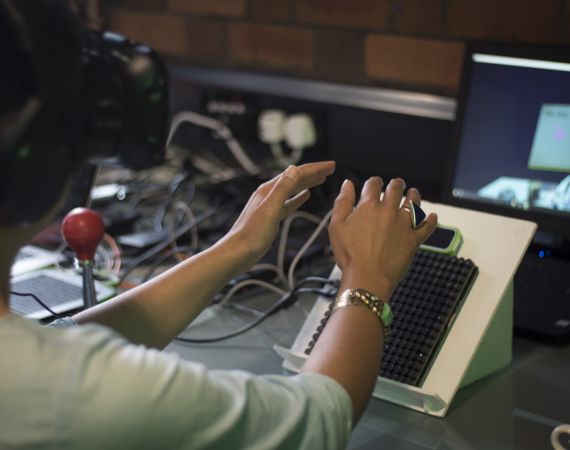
[{"left": 63, "top": 324, "right": 353, "bottom": 450}]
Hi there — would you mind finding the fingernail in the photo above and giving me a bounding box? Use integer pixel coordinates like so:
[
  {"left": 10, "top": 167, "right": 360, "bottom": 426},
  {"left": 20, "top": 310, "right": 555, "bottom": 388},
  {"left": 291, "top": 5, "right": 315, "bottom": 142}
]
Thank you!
[
  {"left": 284, "top": 165, "right": 300, "bottom": 180},
  {"left": 389, "top": 177, "right": 406, "bottom": 187},
  {"left": 342, "top": 179, "right": 351, "bottom": 189}
]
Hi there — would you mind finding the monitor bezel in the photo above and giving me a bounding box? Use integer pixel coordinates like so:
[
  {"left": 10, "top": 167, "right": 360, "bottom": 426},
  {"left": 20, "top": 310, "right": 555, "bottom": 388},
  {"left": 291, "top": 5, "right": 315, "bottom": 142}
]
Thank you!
[{"left": 443, "top": 42, "right": 570, "bottom": 241}]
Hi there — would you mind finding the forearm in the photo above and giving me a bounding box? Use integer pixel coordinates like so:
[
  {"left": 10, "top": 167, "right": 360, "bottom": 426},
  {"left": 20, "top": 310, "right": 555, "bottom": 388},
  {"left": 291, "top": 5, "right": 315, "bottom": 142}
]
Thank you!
[
  {"left": 301, "top": 307, "right": 382, "bottom": 425},
  {"left": 72, "top": 161, "right": 336, "bottom": 348},
  {"left": 307, "top": 175, "right": 436, "bottom": 426},
  {"left": 301, "top": 273, "right": 392, "bottom": 425},
  {"left": 73, "top": 234, "right": 254, "bottom": 349}
]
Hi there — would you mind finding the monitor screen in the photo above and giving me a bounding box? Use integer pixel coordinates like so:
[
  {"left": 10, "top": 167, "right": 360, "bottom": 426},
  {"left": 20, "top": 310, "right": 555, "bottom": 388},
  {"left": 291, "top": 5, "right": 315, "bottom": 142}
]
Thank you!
[{"left": 446, "top": 44, "right": 570, "bottom": 240}]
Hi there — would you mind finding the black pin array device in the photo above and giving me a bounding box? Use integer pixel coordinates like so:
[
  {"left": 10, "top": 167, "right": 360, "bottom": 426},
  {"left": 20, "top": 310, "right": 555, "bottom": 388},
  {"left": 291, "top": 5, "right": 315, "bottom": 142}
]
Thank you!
[{"left": 305, "top": 250, "right": 479, "bottom": 386}]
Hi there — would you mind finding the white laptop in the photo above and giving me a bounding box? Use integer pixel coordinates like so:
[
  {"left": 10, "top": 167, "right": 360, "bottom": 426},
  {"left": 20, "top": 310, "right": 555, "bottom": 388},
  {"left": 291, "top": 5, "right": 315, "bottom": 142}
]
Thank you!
[
  {"left": 10, "top": 268, "right": 115, "bottom": 320},
  {"left": 11, "top": 245, "right": 60, "bottom": 277}
]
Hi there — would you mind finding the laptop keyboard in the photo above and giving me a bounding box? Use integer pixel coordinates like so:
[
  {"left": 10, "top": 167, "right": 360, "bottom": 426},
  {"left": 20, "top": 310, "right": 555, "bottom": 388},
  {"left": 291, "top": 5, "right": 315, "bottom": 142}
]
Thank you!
[{"left": 10, "top": 275, "right": 83, "bottom": 315}]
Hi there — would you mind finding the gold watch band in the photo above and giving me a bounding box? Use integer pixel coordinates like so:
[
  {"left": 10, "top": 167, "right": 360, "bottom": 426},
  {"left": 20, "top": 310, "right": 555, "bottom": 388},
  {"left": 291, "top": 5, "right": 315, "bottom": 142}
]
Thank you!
[{"left": 333, "top": 288, "right": 392, "bottom": 338}]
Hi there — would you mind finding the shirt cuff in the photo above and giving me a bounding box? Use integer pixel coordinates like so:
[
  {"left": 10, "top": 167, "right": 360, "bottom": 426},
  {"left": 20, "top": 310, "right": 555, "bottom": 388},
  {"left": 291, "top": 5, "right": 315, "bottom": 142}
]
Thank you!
[{"left": 47, "top": 317, "right": 78, "bottom": 328}]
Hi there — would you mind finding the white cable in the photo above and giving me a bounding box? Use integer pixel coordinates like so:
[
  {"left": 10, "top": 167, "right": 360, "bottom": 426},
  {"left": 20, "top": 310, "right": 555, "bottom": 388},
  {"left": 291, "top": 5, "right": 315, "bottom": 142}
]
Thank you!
[
  {"left": 287, "top": 146, "right": 304, "bottom": 165},
  {"left": 54, "top": 241, "right": 69, "bottom": 270},
  {"left": 167, "top": 111, "right": 259, "bottom": 175},
  {"left": 278, "top": 211, "right": 324, "bottom": 278},
  {"left": 250, "top": 263, "right": 281, "bottom": 272},
  {"left": 270, "top": 143, "right": 287, "bottom": 167},
  {"left": 188, "top": 154, "right": 240, "bottom": 181},
  {"left": 249, "top": 263, "right": 287, "bottom": 284},
  {"left": 270, "top": 143, "right": 305, "bottom": 168},
  {"left": 268, "top": 143, "right": 305, "bottom": 168},
  {"left": 287, "top": 209, "right": 333, "bottom": 289},
  {"left": 103, "top": 234, "right": 122, "bottom": 276},
  {"left": 225, "top": 135, "right": 259, "bottom": 175},
  {"left": 194, "top": 148, "right": 234, "bottom": 175},
  {"left": 218, "top": 279, "right": 287, "bottom": 306},
  {"left": 277, "top": 210, "right": 326, "bottom": 288},
  {"left": 277, "top": 211, "right": 324, "bottom": 282}
]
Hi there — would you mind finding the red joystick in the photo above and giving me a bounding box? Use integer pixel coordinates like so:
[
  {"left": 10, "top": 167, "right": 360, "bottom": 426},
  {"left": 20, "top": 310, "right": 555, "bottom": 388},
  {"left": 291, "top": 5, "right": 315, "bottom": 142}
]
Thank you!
[
  {"left": 61, "top": 208, "right": 105, "bottom": 309},
  {"left": 61, "top": 208, "right": 105, "bottom": 261}
]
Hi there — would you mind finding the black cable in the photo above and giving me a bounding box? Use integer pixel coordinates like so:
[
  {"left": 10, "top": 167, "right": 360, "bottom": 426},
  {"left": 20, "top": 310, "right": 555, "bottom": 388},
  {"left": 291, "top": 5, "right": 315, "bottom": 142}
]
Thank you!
[
  {"left": 175, "top": 287, "right": 335, "bottom": 343},
  {"left": 290, "top": 276, "right": 337, "bottom": 287},
  {"left": 118, "top": 206, "right": 220, "bottom": 284},
  {"left": 275, "top": 277, "right": 339, "bottom": 310},
  {"left": 10, "top": 291, "right": 64, "bottom": 321},
  {"left": 175, "top": 279, "right": 338, "bottom": 344},
  {"left": 154, "top": 175, "right": 196, "bottom": 232},
  {"left": 211, "top": 275, "right": 337, "bottom": 307},
  {"left": 193, "top": 192, "right": 244, "bottom": 234},
  {"left": 221, "top": 302, "right": 265, "bottom": 318}
]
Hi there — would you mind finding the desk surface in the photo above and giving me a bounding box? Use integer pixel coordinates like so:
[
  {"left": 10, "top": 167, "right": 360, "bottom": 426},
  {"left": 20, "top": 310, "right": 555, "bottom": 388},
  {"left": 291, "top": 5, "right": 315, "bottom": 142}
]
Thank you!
[{"left": 165, "top": 296, "right": 570, "bottom": 450}]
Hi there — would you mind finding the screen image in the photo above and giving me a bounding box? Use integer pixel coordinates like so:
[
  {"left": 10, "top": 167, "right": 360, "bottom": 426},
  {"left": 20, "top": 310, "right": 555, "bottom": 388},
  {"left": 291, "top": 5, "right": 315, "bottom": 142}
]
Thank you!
[
  {"left": 528, "top": 104, "right": 570, "bottom": 172},
  {"left": 450, "top": 53, "right": 570, "bottom": 217}
]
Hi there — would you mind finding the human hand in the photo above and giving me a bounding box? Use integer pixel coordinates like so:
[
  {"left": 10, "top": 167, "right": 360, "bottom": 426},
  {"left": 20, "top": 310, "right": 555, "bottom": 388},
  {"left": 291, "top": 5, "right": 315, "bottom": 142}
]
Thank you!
[
  {"left": 328, "top": 177, "right": 437, "bottom": 300},
  {"left": 224, "top": 161, "right": 336, "bottom": 269}
]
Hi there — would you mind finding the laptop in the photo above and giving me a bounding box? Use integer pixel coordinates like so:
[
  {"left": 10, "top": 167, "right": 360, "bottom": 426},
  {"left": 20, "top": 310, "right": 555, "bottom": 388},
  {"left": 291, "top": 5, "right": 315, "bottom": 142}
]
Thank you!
[
  {"left": 11, "top": 245, "right": 60, "bottom": 277},
  {"left": 444, "top": 43, "right": 570, "bottom": 344},
  {"left": 9, "top": 164, "right": 116, "bottom": 319},
  {"left": 10, "top": 269, "right": 115, "bottom": 320}
]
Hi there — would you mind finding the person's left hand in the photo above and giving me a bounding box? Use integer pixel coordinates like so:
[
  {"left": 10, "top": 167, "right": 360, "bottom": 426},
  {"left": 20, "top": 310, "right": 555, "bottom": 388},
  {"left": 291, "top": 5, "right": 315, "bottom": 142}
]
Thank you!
[{"left": 224, "top": 161, "right": 336, "bottom": 269}]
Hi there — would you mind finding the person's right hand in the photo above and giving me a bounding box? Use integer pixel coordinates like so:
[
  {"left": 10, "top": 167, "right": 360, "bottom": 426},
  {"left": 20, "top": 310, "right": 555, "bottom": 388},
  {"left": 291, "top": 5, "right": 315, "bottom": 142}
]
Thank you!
[
  {"left": 328, "top": 177, "right": 437, "bottom": 301},
  {"left": 224, "top": 161, "right": 335, "bottom": 271}
]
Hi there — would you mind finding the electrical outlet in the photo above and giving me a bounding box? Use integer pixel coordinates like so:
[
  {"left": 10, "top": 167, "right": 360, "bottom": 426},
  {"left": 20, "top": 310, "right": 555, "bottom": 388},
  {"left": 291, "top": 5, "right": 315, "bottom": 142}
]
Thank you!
[
  {"left": 284, "top": 114, "right": 316, "bottom": 150},
  {"left": 199, "top": 88, "right": 328, "bottom": 166}
]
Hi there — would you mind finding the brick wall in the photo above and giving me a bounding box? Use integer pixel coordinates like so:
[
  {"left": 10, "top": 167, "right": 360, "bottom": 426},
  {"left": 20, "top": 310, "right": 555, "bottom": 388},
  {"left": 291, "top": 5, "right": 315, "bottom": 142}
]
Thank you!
[{"left": 107, "top": 0, "right": 570, "bottom": 95}]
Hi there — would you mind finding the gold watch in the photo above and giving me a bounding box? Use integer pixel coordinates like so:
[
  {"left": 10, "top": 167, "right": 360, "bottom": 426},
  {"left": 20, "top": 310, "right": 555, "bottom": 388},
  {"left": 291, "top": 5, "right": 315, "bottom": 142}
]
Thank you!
[{"left": 333, "top": 288, "right": 393, "bottom": 338}]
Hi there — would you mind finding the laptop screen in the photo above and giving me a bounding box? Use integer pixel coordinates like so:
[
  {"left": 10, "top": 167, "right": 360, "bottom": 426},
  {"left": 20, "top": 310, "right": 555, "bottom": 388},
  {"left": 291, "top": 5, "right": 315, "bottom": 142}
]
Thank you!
[{"left": 447, "top": 47, "right": 570, "bottom": 238}]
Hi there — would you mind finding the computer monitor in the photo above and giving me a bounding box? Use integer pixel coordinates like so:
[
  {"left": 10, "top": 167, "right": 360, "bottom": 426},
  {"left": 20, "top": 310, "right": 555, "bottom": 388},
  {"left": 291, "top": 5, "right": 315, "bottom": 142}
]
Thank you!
[
  {"left": 444, "top": 43, "right": 570, "bottom": 344},
  {"left": 444, "top": 43, "right": 570, "bottom": 243}
]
